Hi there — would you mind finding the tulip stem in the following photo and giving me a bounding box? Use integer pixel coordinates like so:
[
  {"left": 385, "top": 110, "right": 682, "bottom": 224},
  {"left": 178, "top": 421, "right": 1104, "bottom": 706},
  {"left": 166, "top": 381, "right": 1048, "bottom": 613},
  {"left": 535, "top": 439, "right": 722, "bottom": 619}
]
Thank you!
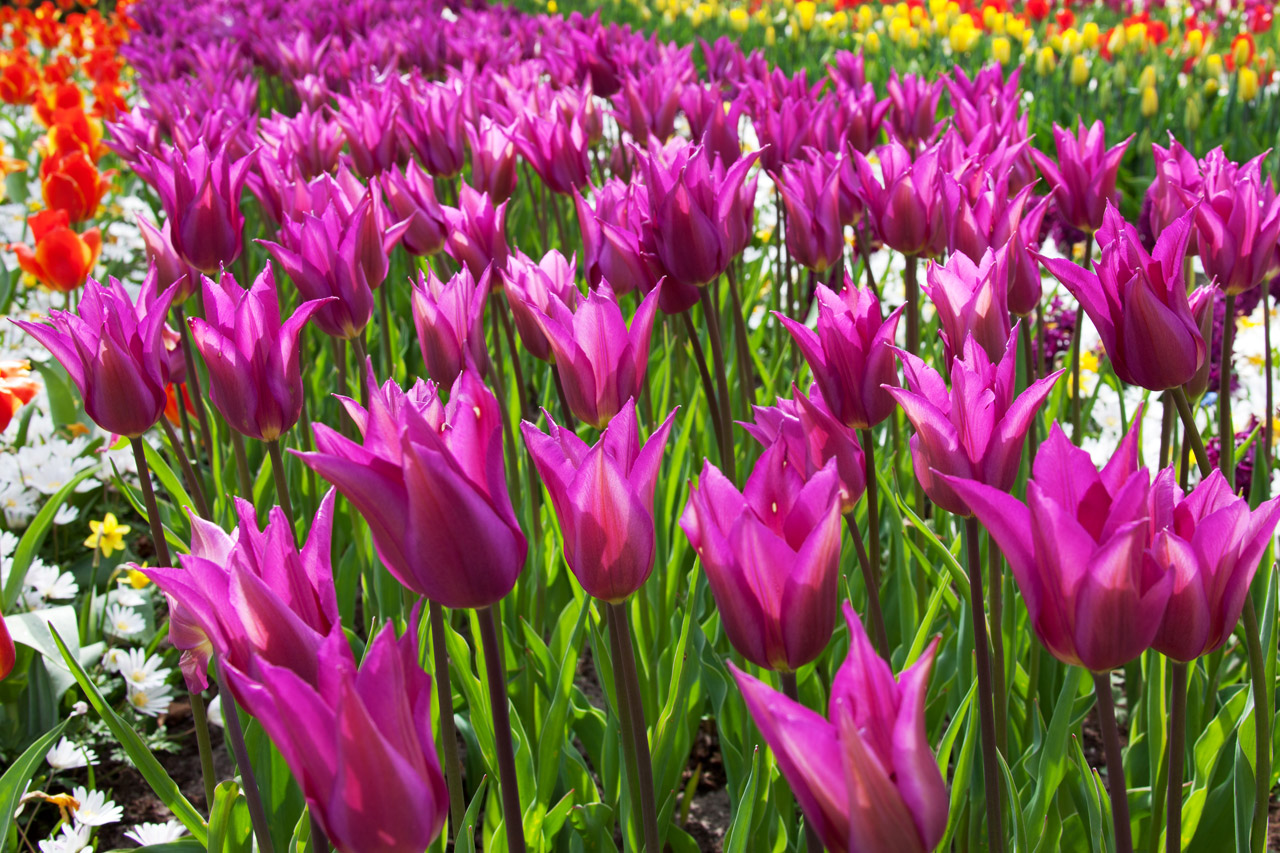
[
  {"left": 1264, "top": 289, "right": 1273, "bottom": 483},
  {"left": 1166, "top": 661, "right": 1187, "bottom": 853},
  {"left": 724, "top": 268, "right": 755, "bottom": 416},
  {"left": 1159, "top": 393, "right": 1174, "bottom": 470},
  {"left": 856, "top": 226, "right": 878, "bottom": 298},
  {"left": 680, "top": 311, "right": 729, "bottom": 472},
  {"left": 605, "top": 605, "right": 644, "bottom": 837},
  {"left": 159, "top": 417, "right": 210, "bottom": 519},
  {"left": 175, "top": 308, "right": 213, "bottom": 464},
  {"left": 230, "top": 430, "right": 254, "bottom": 498},
  {"left": 310, "top": 815, "right": 330, "bottom": 853},
  {"left": 215, "top": 662, "right": 276, "bottom": 853},
  {"left": 1020, "top": 318, "right": 1037, "bottom": 384},
  {"left": 477, "top": 605, "right": 527, "bottom": 853},
  {"left": 1092, "top": 671, "right": 1133, "bottom": 853},
  {"left": 378, "top": 284, "right": 394, "bottom": 378},
  {"left": 1242, "top": 599, "right": 1270, "bottom": 853},
  {"left": 700, "top": 289, "right": 737, "bottom": 484},
  {"left": 267, "top": 439, "right": 296, "bottom": 532},
  {"left": 988, "top": 539, "right": 1008, "bottom": 758},
  {"left": 189, "top": 691, "right": 218, "bottom": 810},
  {"left": 1068, "top": 313, "right": 1084, "bottom": 444},
  {"left": 1219, "top": 293, "right": 1236, "bottom": 488},
  {"left": 858, "top": 429, "right": 884, "bottom": 632},
  {"left": 608, "top": 601, "right": 661, "bottom": 853},
  {"left": 844, "top": 512, "right": 888, "bottom": 659},
  {"left": 780, "top": 672, "right": 824, "bottom": 853},
  {"left": 429, "top": 602, "right": 467, "bottom": 837},
  {"left": 352, "top": 335, "right": 371, "bottom": 409},
  {"left": 551, "top": 370, "right": 577, "bottom": 431},
  {"left": 1170, "top": 386, "right": 1211, "bottom": 477},
  {"left": 903, "top": 254, "right": 920, "bottom": 356},
  {"left": 963, "top": 517, "right": 1004, "bottom": 853}
]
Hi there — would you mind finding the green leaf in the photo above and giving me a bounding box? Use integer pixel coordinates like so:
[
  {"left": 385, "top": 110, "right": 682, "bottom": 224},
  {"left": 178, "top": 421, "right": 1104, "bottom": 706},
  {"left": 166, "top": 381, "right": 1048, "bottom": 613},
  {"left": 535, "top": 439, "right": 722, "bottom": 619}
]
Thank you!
[
  {"left": 722, "top": 746, "right": 761, "bottom": 853},
  {"left": 207, "top": 782, "right": 252, "bottom": 853},
  {"left": 2, "top": 467, "right": 96, "bottom": 610},
  {"left": 32, "top": 360, "right": 81, "bottom": 428},
  {"left": 457, "top": 776, "right": 490, "bottom": 853},
  {"left": 48, "top": 625, "right": 208, "bottom": 845},
  {"left": 0, "top": 720, "right": 68, "bottom": 845},
  {"left": 141, "top": 436, "right": 198, "bottom": 525},
  {"left": 535, "top": 602, "right": 589, "bottom": 803},
  {"left": 1025, "top": 668, "right": 1086, "bottom": 830}
]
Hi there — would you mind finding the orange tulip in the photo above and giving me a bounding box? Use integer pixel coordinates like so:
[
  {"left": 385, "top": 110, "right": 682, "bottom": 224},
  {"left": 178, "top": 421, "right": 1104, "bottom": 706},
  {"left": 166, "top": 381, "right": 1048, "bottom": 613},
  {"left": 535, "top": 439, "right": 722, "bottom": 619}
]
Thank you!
[
  {"left": 41, "top": 149, "right": 109, "bottom": 222},
  {"left": 164, "top": 382, "right": 195, "bottom": 428},
  {"left": 33, "top": 81, "right": 82, "bottom": 127},
  {"left": 0, "top": 360, "right": 40, "bottom": 433},
  {"left": 8, "top": 208, "right": 101, "bottom": 292},
  {"left": 45, "top": 106, "right": 105, "bottom": 162},
  {"left": 0, "top": 58, "right": 39, "bottom": 105}
]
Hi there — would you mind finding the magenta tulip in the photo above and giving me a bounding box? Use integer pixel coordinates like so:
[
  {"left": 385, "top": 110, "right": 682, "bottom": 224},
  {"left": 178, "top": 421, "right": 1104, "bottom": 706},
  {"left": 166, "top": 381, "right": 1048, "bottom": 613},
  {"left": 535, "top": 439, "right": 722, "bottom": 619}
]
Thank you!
[
  {"left": 923, "top": 246, "right": 1012, "bottom": 364},
  {"left": 410, "top": 265, "right": 490, "bottom": 384},
  {"left": 1191, "top": 148, "right": 1280, "bottom": 295},
  {"left": 142, "top": 141, "right": 254, "bottom": 274},
  {"left": 852, "top": 140, "right": 944, "bottom": 258},
  {"left": 504, "top": 249, "right": 581, "bottom": 363},
  {"left": 1029, "top": 119, "right": 1131, "bottom": 234}
]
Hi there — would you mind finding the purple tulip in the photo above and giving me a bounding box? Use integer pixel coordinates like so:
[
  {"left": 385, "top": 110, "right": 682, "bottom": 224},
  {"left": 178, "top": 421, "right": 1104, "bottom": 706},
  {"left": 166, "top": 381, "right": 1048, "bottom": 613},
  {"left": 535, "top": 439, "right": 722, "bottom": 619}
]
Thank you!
[
  {"left": 442, "top": 183, "right": 509, "bottom": 280},
  {"left": 1029, "top": 120, "right": 1132, "bottom": 235},
  {"left": 680, "top": 83, "right": 743, "bottom": 168},
  {"left": 730, "top": 602, "right": 947, "bottom": 853},
  {"left": 1007, "top": 196, "right": 1051, "bottom": 317},
  {"left": 776, "top": 279, "right": 902, "bottom": 430},
  {"left": 1145, "top": 135, "right": 1202, "bottom": 240},
  {"left": 187, "top": 265, "right": 331, "bottom": 442},
  {"left": 886, "top": 70, "right": 943, "bottom": 150},
  {"left": 515, "top": 111, "right": 591, "bottom": 195},
  {"left": 1040, "top": 204, "right": 1207, "bottom": 391},
  {"left": 381, "top": 160, "right": 448, "bottom": 257},
  {"left": 14, "top": 274, "right": 177, "bottom": 438},
  {"left": 945, "top": 417, "right": 1174, "bottom": 672},
  {"left": 261, "top": 104, "right": 345, "bottom": 180},
  {"left": 334, "top": 82, "right": 402, "bottom": 178},
  {"left": 776, "top": 155, "right": 846, "bottom": 274},
  {"left": 923, "top": 246, "right": 1012, "bottom": 364},
  {"left": 526, "top": 283, "right": 661, "bottom": 429},
  {"left": 142, "top": 141, "right": 254, "bottom": 274},
  {"left": 466, "top": 117, "right": 518, "bottom": 203},
  {"left": 399, "top": 81, "right": 467, "bottom": 178},
  {"left": 136, "top": 214, "right": 198, "bottom": 304},
  {"left": 612, "top": 64, "right": 689, "bottom": 144},
  {"left": 823, "top": 79, "right": 890, "bottom": 155},
  {"left": 679, "top": 442, "right": 843, "bottom": 672},
  {"left": 411, "top": 264, "right": 491, "bottom": 384},
  {"left": 852, "top": 140, "right": 944, "bottom": 258},
  {"left": 504, "top": 249, "right": 581, "bottom": 362},
  {"left": 521, "top": 399, "right": 676, "bottom": 602},
  {"left": 1191, "top": 148, "right": 1280, "bottom": 295},
  {"left": 297, "top": 367, "right": 526, "bottom": 609}
]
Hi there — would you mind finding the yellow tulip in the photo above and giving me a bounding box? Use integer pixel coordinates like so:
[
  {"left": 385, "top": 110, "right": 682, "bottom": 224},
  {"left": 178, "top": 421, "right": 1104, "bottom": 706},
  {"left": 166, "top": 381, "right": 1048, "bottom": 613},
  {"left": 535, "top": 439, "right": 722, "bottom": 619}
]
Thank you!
[
  {"left": 1232, "top": 37, "right": 1251, "bottom": 69},
  {"left": 795, "top": 0, "right": 816, "bottom": 31},
  {"left": 1035, "top": 45, "right": 1057, "bottom": 75},
  {"left": 1138, "top": 65, "right": 1156, "bottom": 89},
  {"left": 1186, "top": 29, "right": 1204, "bottom": 55},
  {"left": 909, "top": 5, "right": 924, "bottom": 25},
  {"left": 547, "top": 0, "right": 557, "bottom": 11},
  {"left": 856, "top": 6, "right": 874, "bottom": 29},
  {"left": 1107, "top": 26, "right": 1126, "bottom": 53},
  {"left": 1204, "top": 77, "right": 1219, "bottom": 96},
  {"left": 1140, "top": 85, "right": 1158, "bottom": 117},
  {"left": 826, "top": 11, "right": 848, "bottom": 32},
  {"left": 904, "top": 26, "right": 920, "bottom": 48},
  {"left": 1061, "top": 28, "right": 1082, "bottom": 55},
  {"left": 1185, "top": 95, "right": 1202, "bottom": 131},
  {"left": 1125, "top": 22, "right": 1147, "bottom": 51},
  {"left": 1082, "top": 21, "right": 1099, "bottom": 48},
  {"left": 889, "top": 15, "right": 910, "bottom": 41},
  {"left": 991, "top": 36, "right": 1011, "bottom": 65},
  {"left": 950, "top": 18, "right": 978, "bottom": 52},
  {"left": 864, "top": 30, "right": 882, "bottom": 52},
  {"left": 765, "top": 24, "right": 776, "bottom": 44},
  {"left": 1205, "top": 53, "right": 1224, "bottom": 77},
  {"left": 729, "top": 6, "right": 748, "bottom": 30},
  {"left": 928, "top": 0, "right": 946, "bottom": 17},
  {"left": 1006, "top": 17, "right": 1024, "bottom": 40},
  {"left": 1049, "top": 33, "right": 1063, "bottom": 53},
  {"left": 1239, "top": 66, "right": 1259, "bottom": 101},
  {"left": 1070, "top": 55, "right": 1089, "bottom": 86},
  {"left": 982, "top": 6, "right": 997, "bottom": 30}
]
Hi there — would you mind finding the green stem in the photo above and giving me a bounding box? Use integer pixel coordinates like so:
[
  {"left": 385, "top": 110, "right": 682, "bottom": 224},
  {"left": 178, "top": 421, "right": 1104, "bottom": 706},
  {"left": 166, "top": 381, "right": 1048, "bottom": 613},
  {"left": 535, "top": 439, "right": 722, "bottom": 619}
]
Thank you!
[
  {"left": 1171, "top": 386, "right": 1212, "bottom": 477},
  {"left": 680, "top": 310, "right": 729, "bottom": 473},
  {"left": 1242, "top": 599, "right": 1269, "bottom": 853},
  {"left": 175, "top": 307, "right": 213, "bottom": 464},
  {"left": 780, "top": 671, "right": 824, "bottom": 853},
  {"left": 1167, "top": 661, "right": 1187, "bottom": 853},
  {"left": 904, "top": 254, "right": 920, "bottom": 356},
  {"left": 964, "top": 517, "right": 1004, "bottom": 853},
  {"left": 230, "top": 430, "right": 253, "bottom": 498},
  {"left": 189, "top": 691, "right": 218, "bottom": 811},
  {"left": 700, "top": 288, "right": 737, "bottom": 484},
  {"left": 724, "top": 267, "right": 755, "bottom": 417},
  {"left": 477, "top": 605, "right": 526, "bottom": 853},
  {"left": 844, "top": 512, "right": 888, "bottom": 658},
  {"left": 215, "top": 663, "right": 276, "bottom": 853},
  {"left": 989, "top": 537, "right": 1007, "bottom": 758},
  {"left": 267, "top": 439, "right": 295, "bottom": 531},
  {"left": 159, "top": 417, "right": 210, "bottom": 519},
  {"left": 1219, "top": 293, "right": 1236, "bottom": 487},
  {"left": 430, "top": 602, "right": 466, "bottom": 837},
  {"left": 378, "top": 282, "right": 394, "bottom": 378},
  {"left": 1093, "top": 671, "right": 1134, "bottom": 853},
  {"left": 607, "top": 601, "right": 660, "bottom": 853}
]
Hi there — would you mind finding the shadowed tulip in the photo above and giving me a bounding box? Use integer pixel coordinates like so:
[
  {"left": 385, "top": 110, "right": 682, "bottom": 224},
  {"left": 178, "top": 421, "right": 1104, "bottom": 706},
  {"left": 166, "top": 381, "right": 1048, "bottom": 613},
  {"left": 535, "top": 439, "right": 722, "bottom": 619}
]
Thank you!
[
  {"left": 888, "top": 328, "right": 1062, "bottom": 516},
  {"left": 297, "top": 367, "right": 526, "bottom": 609},
  {"left": 729, "top": 602, "right": 947, "bottom": 853},
  {"left": 1040, "top": 204, "right": 1207, "bottom": 391},
  {"left": 923, "top": 246, "right": 1012, "bottom": 364},
  {"left": 1029, "top": 119, "right": 1131, "bottom": 234},
  {"left": 886, "top": 70, "right": 943, "bottom": 150},
  {"left": 776, "top": 279, "right": 902, "bottom": 430},
  {"left": 13, "top": 273, "right": 176, "bottom": 437},
  {"left": 776, "top": 155, "right": 846, "bottom": 274},
  {"left": 187, "top": 265, "right": 331, "bottom": 442},
  {"left": 522, "top": 399, "right": 677, "bottom": 602},
  {"left": 680, "top": 442, "right": 843, "bottom": 671},
  {"left": 504, "top": 249, "right": 580, "bottom": 362},
  {"left": 944, "top": 417, "right": 1174, "bottom": 671},
  {"left": 515, "top": 111, "right": 591, "bottom": 195},
  {"left": 1146, "top": 135, "right": 1202, "bottom": 239},
  {"left": 143, "top": 141, "right": 254, "bottom": 274},
  {"left": 410, "top": 265, "right": 490, "bottom": 383}
]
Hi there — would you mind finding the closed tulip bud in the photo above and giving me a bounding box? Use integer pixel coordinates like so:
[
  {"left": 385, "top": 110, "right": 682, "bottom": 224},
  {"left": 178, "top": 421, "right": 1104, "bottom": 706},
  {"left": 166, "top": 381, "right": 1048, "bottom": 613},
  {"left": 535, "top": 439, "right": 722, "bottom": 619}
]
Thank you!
[
  {"left": 681, "top": 443, "right": 844, "bottom": 671},
  {"left": 187, "top": 265, "right": 331, "bottom": 442},
  {"left": 1040, "top": 204, "right": 1206, "bottom": 390},
  {"left": 381, "top": 161, "right": 447, "bottom": 257},
  {"left": 992, "top": 36, "right": 1011, "bottom": 64},
  {"left": 852, "top": 140, "right": 944, "bottom": 258},
  {"left": 298, "top": 367, "right": 526, "bottom": 609},
  {"left": 1140, "top": 85, "right": 1159, "bottom": 117},
  {"left": 1029, "top": 119, "right": 1132, "bottom": 234},
  {"left": 1238, "top": 67, "right": 1259, "bottom": 101},
  {"left": 1069, "top": 55, "right": 1089, "bottom": 86},
  {"left": 945, "top": 416, "right": 1175, "bottom": 672},
  {"left": 466, "top": 117, "right": 518, "bottom": 203},
  {"left": 442, "top": 183, "right": 509, "bottom": 281},
  {"left": 1191, "top": 148, "right": 1280, "bottom": 295},
  {"left": 776, "top": 156, "right": 846, "bottom": 274},
  {"left": 522, "top": 399, "right": 677, "bottom": 602},
  {"left": 777, "top": 278, "right": 902, "bottom": 430},
  {"left": 1185, "top": 95, "right": 1203, "bottom": 132},
  {"left": 886, "top": 70, "right": 943, "bottom": 150},
  {"left": 410, "top": 265, "right": 491, "bottom": 384},
  {"left": 729, "top": 602, "right": 947, "bottom": 853},
  {"left": 142, "top": 141, "right": 253, "bottom": 274},
  {"left": 888, "top": 328, "right": 1062, "bottom": 516},
  {"left": 527, "top": 283, "right": 661, "bottom": 429},
  {"left": 14, "top": 273, "right": 176, "bottom": 437},
  {"left": 923, "top": 246, "right": 1013, "bottom": 364},
  {"left": 504, "top": 249, "right": 581, "bottom": 363}
]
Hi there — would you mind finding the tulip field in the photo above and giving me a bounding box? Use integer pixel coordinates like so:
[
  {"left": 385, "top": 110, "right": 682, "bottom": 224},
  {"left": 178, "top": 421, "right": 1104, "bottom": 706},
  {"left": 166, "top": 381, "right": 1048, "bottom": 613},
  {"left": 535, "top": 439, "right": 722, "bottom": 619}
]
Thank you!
[{"left": 3, "top": 0, "right": 1280, "bottom": 851}]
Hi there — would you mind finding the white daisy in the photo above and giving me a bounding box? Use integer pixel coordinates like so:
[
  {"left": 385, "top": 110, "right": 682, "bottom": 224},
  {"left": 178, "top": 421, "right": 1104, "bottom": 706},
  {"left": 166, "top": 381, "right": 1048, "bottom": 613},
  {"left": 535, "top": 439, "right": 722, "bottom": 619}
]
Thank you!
[
  {"left": 117, "top": 649, "right": 170, "bottom": 691},
  {"left": 71, "top": 786, "right": 123, "bottom": 826},
  {"left": 126, "top": 682, "right": 174, "bottom": 717},
  {"left": 52, "top": 504, "right": 80, "bottom": 526},
  {"left": 45, "top": 737, "right": 97, "bottom": 771},
  {"left": 123, "top": 821, "right": 187, "bottom": 846},
  {"left": 112, "top": 580, "right": 146, "bottom": 608},
  {"left": 37, "top": 823, "right": 90, "bottom": 853},
  {"left": 24, "top": 560, "right": 79, "bottom": 605},
  {"left": 101, "top": 647, "right": 128, "bottom": 673},
  {"left": 205, "top": 694, "right": 224, "bottom": 728},
  {"left": 104, "top": 604, "right": 144, "bottom": 638}
]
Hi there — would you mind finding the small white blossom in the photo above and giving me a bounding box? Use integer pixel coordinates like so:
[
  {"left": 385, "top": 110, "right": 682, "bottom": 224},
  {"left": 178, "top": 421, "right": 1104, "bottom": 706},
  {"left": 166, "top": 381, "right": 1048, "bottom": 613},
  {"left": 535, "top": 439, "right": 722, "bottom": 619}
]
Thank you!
[
  {"left": 112, "top": 580, "right": 146, "bottom": 607},
  {"left": 118, "top": 649, "right": 170, "bottom": 691},
  {"left": 37, "top": 823, "right": 89, "bottom": 853},
  {"left": 71, "top": 786, "right": 122, "bottom": 826},
  {"left": 206, "top": 694, "right": 224, "bottom": 728},
  {"left": 104, "top": 604, "right": 144, "bottom": 638},
  {"left": 126, "top": 682, "right": 174, "bottom": 717},
  {"left": 52, "top": 504, "right": 80, "bottom": 526},
  {"left": 46, "top": 737, "right": 97, "bottom": 770},
  {"left": 23, "top": 560, "right": 78, "bottom": 609},
  {"left": 101, "top": 647, "right": 128, "bottom": 673},
  {"left": 123, "top": 821, "right": 187, "bottom": 846}
]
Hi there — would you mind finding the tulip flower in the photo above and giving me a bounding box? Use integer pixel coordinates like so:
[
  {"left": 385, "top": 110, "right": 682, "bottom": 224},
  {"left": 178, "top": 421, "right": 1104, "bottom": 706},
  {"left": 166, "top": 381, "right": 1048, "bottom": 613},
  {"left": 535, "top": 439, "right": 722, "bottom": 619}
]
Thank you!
[
  {"left": 1007, "top": 196, "right": 1051, "bottom": 317},
  {"left": 0, "top": 611, "right": 12, "bottom": 681},
  {"left": 889, "top": 329, "right": 1062, "bottom": 517},
  {"left": 334, "top": 85, "right": 400, "bottom": 178},
  {"left": 522, "top": 399, "right": 677, "bottom": 602},
  {"left": 741, "top": 385, "right": 866, "bottom": 513},
  {"left": 1040, "top": 204, "right": 1207, "bottom": 391},
  {"left": 776, "top": 279, "right": 902, "bottom": 430},
  {"left": 514, "top": 111, "right": 591, "bottom": 195},
  {"left": 526, "top": 283, "right": 661, "bottom": 429},
  {"left": 680, "top": 442, "right": 844, "bottom": 672},
  {"left": 0, "top": 360, "right": 39, "bottom": 433},
  {"left": 143, "top": 141, "right": 253, "bottom": 274},
  {"left": 410, "top": 265, "right": 490, "bottom": 383},
  {"left": 729, "top": 602, "right": 947, "bottom": 853},
  {"left": 399, "top": 81, "right": 467, "bottom": 178},
  {"left": 8, "top": 208, "right": 101, "bottom": 293},
  {"left": 852, "top": 140, "right": 944, "bottom": 258},
  {"left": 136, "top": 214, "right": 199, "bottom": 303},
  {"left": 504, "top": 249, "right": 580, "bottom": 363},
  {"left": 945, "top": 418, "right": 1174, "bottom": 672},
  {"left": 886, "top": 70, "right": 943, "bottom": 150},
  {"left": 1149, "top": 468, "right": 1280, "bottom": 662},
  {"left": 922, "top": 246, "right": 1012, "bottom": 364},
  {"left": 226, "top": 620, "right": 448, "bottom": 853},
  {"left": 40, "top": 149, "right": 109, "bottom": 224},
  {"left": 1191, "top": 148, "right": 1280, "bottom": 295},
  {"left": 466, "top": 117, "right": 518, "bottom": 203},
  {"left": 14, "top": 274, "right": 176, "bottom": 437},
  {"left": 1145, "top": 135, "right": 1202, "bottom": 239},
  {"left": 1029, "top": 119, "right": 1131, "bottom": 234},
  {"left": 442, "top": 183, "right": 509, "bottom": 281},
  {"left": 775, "top": 155, "right": 846, "bottom": 274},
  {"left": 297, "top": 367, "right": 526, "bottom": 609},
  {"left": 187, "top": 265, "right": 331, "bottom": 442},
  {"left": 381, "top": 160, "right": 447, "bottom": 257}
]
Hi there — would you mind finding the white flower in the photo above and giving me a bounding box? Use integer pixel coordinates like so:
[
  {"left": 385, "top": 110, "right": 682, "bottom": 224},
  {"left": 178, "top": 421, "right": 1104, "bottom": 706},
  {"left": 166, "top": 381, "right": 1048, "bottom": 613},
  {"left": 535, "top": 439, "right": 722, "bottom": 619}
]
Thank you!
[
  {"left": 71, "top": 786, "right": 122, "bottom": 826},
  {"left": 0, "top": 529, "right": 18, "bottom": 562},
  {"left": 205, "top": 694, "right": 224, "bottom": 728},
  {"left": 70, "top": 701, "right": 88, "bottom": 717},
  {"left": 123, "top": 821, "right": 187, "bottom": 847},
  {"left": 24, "top": 560, "right": 78, "bottom": 605},
  {"left": 37, "top": 823, "right": 89, "bottom": 853},
  {"left": 52, "top": 504, "right": 80, "bottom": 526},
  {"left": 105, "top": 604, "right": 144, "bottom": 638},
  {"left": 101, "top": 647, "right": 128, "bottom": 673},
  {"left": 46, "top": 737, "right": 97, "bottom": 770},
  {"left": 126, "top": 682, "right": 174, "bottom": 717},
  {"left": 112, "top": 580, "right": 146, "bottom": 608},
  {"left": 118, "top": 649, "right": 170, "bottom": 691}
]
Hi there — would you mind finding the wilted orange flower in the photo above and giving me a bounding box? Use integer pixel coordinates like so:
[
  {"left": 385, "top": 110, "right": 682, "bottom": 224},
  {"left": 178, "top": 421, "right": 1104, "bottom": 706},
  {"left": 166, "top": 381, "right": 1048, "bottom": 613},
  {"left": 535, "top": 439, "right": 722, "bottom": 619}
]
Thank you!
[
  {"left": 0, "top": 360, "right": 40, "bottom": 433},
  {"left": 41, "top": 149, "right": 109, "bottom": 222},
  {"left": 8, "top": 208, "right": 101, "bottom": 292}
]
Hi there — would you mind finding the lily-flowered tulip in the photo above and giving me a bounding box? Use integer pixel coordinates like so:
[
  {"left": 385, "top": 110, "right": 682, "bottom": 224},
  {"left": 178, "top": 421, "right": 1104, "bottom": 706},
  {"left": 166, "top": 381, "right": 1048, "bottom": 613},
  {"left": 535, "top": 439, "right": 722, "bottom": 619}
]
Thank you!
[
  {"left": 777, "top": 280, "right": 902, "bottom": 430},
  {"left": 136, "top": 215, "right": 199, "bottom": 303},
  {"left": 852, "top": 140, "right": 944, "bottom": 258},
  {"left": 1145, "top": 135, "right": 1202, "bottom": 239},
  {"left": 1029, "top": 120, "right": 1131, "bottom": 234},
  {"left": 886, "top": 70, "right": 944, "bottom": 150},
  {"left": 466, "top": 117, "right": 518, "bottom": 203},
  {"left": 776, "top": 155, "right": 846, "bottom": 274},
  {"left": 227, "top": 620, "right": 448, "bottom": 853},
  {"left": 297, "top": 368, "right": 526, "bottom": 609},
  {"left": 680, "top": 441, "right": 844, "bottom": 671},
  {"left": 399, "top": 81, "right": 467, "bottom": 178},
  {"left": 443, "top": 183, "right": 509, "bottom": 280},
  {"left": 1149, "top": 469, "right": 1280, "bottom": 661},
  {"left": 14, "top": 274, "right": 176, "bottom": 437},
  {"left": 923, "top": 246, "right": 1012, "bottom": 364},
  {"left": 144, "top": 491, "right": 340, "bottom": 691},
  {"left": 515, "top": 111, "right": 591, "bottom": 195},
  {"left": 889, "top": 329, "right": 1061, "bottom": 516},
  {"left": 527, "top": 283, "right": 660, "bottom": 429},
  {"left": 410, "top": 265, "right": 490, "bottom": 383},
  {"left": 741, "top": 385, "right": 866, "bottom": 513},
  {"left": 8, "top": 208, "right": 101, "bottom": 293},
  {"left": 381, "top": 160, "right": 447, "bottom": 257},
  {"left": 522, "top": 399, "right": 677, "bottom": 602},
  {"left": 143, "top": 141, "right": 253, "bottom": 273},
  {"left": 1040, "top": 205, "right": 1207, "bottom": 391},
  {"left": 187, "top": 265, "right": 331, "bottom": 442},
  {"left": 1191, "top": 148, "right": 1280, "bottom": 295},
  {"left": 945, "top": 418, "right": 1174, "bottom": 672},
  {"left": 729, "top": 602, "right": 947, "bottom": 853},
  {"left": 504, "top": 249, "right": 580, "bottom": 362}
]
